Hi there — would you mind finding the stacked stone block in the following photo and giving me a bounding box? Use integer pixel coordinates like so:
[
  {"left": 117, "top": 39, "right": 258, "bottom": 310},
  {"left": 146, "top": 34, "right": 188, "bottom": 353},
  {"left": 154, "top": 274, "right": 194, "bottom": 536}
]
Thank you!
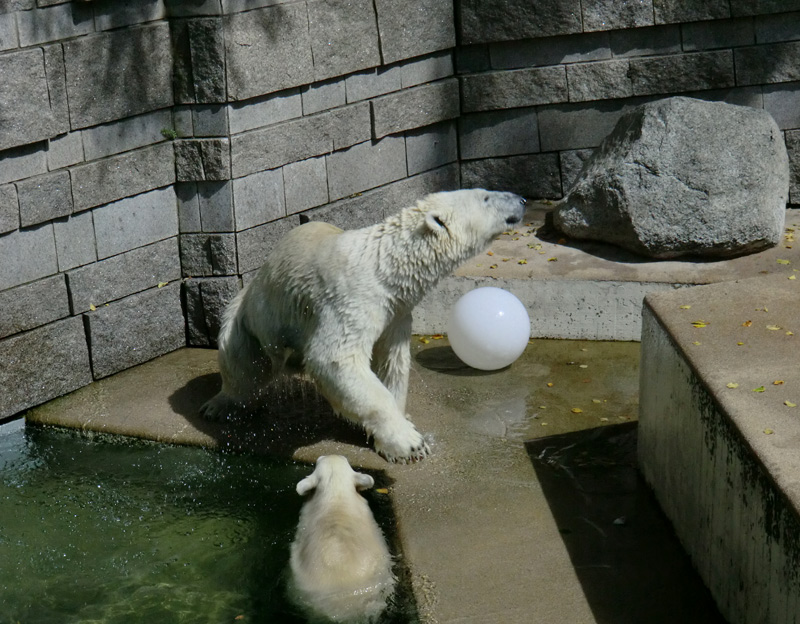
[{"left": 457, "top": 2, "right": 800, "bottom": 200}]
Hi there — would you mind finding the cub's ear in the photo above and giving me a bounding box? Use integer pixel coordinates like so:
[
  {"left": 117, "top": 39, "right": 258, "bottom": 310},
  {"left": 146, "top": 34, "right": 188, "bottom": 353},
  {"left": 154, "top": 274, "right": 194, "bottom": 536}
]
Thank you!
[
  {"left": 424, "top": 212, "right": 449, "bottom": 234},
  {"left": 296, "top": 474, "right": 319, "bottom": 496},
  {"left": 353, "top": 472, "right": 375, "bottom": 491}
]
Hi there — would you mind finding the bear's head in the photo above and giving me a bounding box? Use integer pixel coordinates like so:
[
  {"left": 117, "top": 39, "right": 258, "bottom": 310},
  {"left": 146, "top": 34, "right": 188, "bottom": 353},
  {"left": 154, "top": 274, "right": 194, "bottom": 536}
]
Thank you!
[
  {"left": 418, "top": 189, "right": 526, "bottom": 259},
  {"left": 296, "top": 455, "right": 375, "bottom": 497}
]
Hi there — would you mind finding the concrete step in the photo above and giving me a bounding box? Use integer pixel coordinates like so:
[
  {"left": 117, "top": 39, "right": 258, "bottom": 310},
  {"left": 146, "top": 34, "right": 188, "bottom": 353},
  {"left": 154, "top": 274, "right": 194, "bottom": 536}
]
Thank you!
[
  {"left": 415, "top": 204, "right": 800, "bottom": 341},
  {"left": 638, "top": 274, "right": 800, "bottom": 624}
]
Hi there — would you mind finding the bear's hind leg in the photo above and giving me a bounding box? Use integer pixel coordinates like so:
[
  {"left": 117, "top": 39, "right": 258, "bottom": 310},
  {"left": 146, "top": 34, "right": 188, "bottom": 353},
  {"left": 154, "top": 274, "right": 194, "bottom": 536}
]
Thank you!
[{"left": 201, "top": 315, "right": 274, "bottom": 421}]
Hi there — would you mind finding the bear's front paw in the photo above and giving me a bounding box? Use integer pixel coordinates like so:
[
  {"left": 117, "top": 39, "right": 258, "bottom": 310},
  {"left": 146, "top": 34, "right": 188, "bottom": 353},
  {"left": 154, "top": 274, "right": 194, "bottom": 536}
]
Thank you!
[{"left": 373, "top": 419, "right": 431, "bottom": 464}]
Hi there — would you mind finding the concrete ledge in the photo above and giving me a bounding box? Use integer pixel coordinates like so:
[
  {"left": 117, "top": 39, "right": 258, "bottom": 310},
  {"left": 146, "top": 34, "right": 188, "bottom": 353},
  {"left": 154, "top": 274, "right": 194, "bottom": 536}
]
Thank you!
[
  {"left": 414, "top": 205, "right": 800, "bottom": 340},
  {"left": 638, "top": 275, "right": 800, "bottom": 624}
]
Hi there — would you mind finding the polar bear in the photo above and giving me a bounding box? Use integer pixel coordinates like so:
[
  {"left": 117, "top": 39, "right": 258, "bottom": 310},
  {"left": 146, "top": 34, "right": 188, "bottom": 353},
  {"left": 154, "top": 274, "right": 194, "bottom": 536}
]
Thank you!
[
  {"left": 288, "top": 455, "right": 396, "bottom": 624},
  {"left": 201, "top": 189, "right": 526, "bottom": 461}
]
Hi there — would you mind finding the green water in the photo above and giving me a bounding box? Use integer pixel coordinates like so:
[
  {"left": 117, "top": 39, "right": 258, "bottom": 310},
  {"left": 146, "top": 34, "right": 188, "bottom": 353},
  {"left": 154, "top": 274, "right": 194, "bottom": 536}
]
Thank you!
[{"left": 0, "top": 422, "right": 410, "bottom": 624}]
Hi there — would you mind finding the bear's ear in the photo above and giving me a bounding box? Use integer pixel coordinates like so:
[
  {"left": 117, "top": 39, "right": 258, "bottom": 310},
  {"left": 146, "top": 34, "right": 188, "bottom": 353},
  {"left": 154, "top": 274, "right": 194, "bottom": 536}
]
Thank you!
[
  {"left": 424, "top": 212, "right": 449, "bottom": 235},
  {"left": 296, "top": 473, "right": 319, "bottom": 496},
  {"left": 353, "top": 472, "right": 375, "bottom": 491}
]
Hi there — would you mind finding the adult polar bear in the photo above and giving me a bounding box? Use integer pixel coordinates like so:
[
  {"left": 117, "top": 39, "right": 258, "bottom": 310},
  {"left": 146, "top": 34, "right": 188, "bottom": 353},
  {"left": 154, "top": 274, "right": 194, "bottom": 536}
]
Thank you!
[{"left": 202, "top": 189, "right": 526, "bottom": 462}]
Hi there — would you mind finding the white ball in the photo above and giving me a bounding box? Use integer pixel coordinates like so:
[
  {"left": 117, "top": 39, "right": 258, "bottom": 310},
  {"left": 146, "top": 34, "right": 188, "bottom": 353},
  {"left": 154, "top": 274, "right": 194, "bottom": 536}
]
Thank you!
[{"left": 447, "top": 287, "right": 530, "bottom": 371}]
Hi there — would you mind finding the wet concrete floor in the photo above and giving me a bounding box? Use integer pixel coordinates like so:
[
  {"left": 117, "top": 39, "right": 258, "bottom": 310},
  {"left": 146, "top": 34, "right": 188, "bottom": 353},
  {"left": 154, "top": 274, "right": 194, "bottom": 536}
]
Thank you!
[{"left": 25, "top": 339, "right": 726, "bottom": 623}]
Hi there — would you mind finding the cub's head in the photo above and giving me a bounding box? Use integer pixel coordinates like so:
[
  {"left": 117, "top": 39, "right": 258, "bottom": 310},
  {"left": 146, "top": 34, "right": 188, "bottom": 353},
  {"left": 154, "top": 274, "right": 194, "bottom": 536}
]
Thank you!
[
  {"left": 417, "top": 189, "right": 526, "bottom": 256},
  {"left": 296, "top": 455, "right": 374, "bottom": 496}
]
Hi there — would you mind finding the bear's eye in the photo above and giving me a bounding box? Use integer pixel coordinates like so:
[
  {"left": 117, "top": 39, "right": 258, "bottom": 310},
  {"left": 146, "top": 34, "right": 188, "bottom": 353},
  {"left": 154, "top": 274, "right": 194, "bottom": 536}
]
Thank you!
[
  {"left": 483, "top": 195, "right": 489, "bottom": 203},
  {"left": 433, "top": 215, "right": 446, "bottom": 228}
]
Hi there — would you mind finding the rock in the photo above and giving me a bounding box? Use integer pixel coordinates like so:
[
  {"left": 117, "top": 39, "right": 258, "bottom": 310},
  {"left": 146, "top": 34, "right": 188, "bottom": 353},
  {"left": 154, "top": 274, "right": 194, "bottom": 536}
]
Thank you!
[{"left": 553, "top": 97, "right": 790, "bottom": 259}]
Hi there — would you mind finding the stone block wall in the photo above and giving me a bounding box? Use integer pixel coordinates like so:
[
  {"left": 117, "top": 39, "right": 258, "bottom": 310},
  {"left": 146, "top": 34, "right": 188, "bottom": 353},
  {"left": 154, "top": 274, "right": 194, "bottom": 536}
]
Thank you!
[
  {"left": 456, "top": 1, "right": 800, "bottom": 201},
  {"left": 1, "top": 0, "right": 799, "bottom": 420}
]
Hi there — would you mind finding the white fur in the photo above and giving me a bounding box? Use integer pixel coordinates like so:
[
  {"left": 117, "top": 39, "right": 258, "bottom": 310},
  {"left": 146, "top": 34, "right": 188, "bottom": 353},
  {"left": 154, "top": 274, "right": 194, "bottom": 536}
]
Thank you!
[
  {"left": 288, "top": 455, "right": 396, "bottom": 624},
  {"left": 201, "top": 189, "right": 526, "bottom": 461}
]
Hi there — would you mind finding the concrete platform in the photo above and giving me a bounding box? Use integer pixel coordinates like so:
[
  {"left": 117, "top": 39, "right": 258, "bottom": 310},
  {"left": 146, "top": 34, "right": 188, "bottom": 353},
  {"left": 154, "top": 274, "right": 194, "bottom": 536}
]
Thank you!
[
  {"left": 26, "top": 339, "right": 725, "bottom": 624},
  {"left": 415, "top": 206, "right": 800, "bottom": 340},
  {"left": 638, "top": 274, "right": 800, "bottom": 624}
]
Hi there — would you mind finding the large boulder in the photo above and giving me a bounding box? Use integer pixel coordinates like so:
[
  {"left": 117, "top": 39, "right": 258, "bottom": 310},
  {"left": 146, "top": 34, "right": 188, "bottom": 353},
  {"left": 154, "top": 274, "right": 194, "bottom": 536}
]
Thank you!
[{"left": 553, "top": 97, "right": 789, "bottom": 259}]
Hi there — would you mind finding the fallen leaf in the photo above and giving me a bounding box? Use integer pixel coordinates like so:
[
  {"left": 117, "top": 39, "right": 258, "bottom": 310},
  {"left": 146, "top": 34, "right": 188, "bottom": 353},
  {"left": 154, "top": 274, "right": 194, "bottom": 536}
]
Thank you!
[
  {"left": 790, "top": 275, "right": 797, "bottom": 280},
  {"left": 679, "top": 305, "right": 691, "bottom": 309},
  {"left": 418, "top": 337, "right": 430, "bottom": 344},
  {"left": 487, "top": 251, "right": 494, "bottom": 256},
  {"left": 785, "top": 401, "right": 797, "bottom": 408},
  {"left": 753, "top": 386, "right": 766, "bottom": 393},
  {"left": 764, "top": 429, "right": 774, "bottom": 435},
  {"left": 557, "top": 238, "right": 567, "bottom": 245},
  {"left": 430, "top": 334, "right": 444, "bottom": 340},
  {"left": 742, "top": 320, "right": 752, "bottom": 327},
  {"left": 546, "top": 382, "right": 554, "bottom": 387},
  {"left": 571, "top": 407, "right": 583, "bottom": 414},
  {"left": 773, "top": 380, "right": 785, "bottom": 385},
  {"left": 157, "top": 281, "right": 168, "bottom": 288},
  {"left": 547, "top": 257, "right": 558, "bottom": 262},
  {"left": 787, "top": 331, "right": 795, "bottom": 336},
  {"left": 737, "top": 341, "right": 744, "bottom": 346},
  {"left": 777, "top": 259, "right": 791, "bottom": 265},
  {"left": 692, "top": 320, "right": 709, "bottom": 328},
  {"left": 375, "top": 488, "right": 389, "bottom": 494},
  {"left": 539, "top": 405, "right": 547, "bottom": 409},
  {"left": 518, "top": 259, "right": 528, "bottom": 265},
  {"left": 726, "top": 382, "right": 739, "bottom": 389},
  {"left": 89, "top": 303, "right": 96, "bottom": 311},
  {"left": 541, "top": 422, "right": 548, "bottom": 426},
  {"left": 599, "top": 417, "right": 609, "bottom": 422},
  {"left": 756, "top": 307, "right": 768, "bottom": 312},
  {"left": 767, "top": 325, "right": 781, "bottom": 331},
  {"left": 692, "top": 341, "right": 702, "bottom": 345},
  {"left": 579, "top": 364, "right": 588, "bottom": 369},
  {"left": 489, "top": 264, "right": 498, "bottom": 269},
  {"left": 592, "top": 399, "right": 602, "bottom": 404}
]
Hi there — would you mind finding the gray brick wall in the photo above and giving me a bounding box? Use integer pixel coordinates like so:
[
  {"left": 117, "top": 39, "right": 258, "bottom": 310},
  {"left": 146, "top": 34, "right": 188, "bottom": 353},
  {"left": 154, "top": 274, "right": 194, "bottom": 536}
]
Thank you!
[{"left": 1, "top": 0, "right": 799, "bottom": 419}]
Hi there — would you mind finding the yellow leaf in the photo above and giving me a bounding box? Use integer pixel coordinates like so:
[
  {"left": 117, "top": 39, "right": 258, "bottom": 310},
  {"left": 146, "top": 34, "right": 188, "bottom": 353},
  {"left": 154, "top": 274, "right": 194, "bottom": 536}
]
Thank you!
[
  {"left": 753, "top": 386, "right": 766, "bottom": 393},
  {"left": 418, "top": 337, "right": 430, "bottom": 344},
  {"left": 692, "top": 320, "right": 709, "bottom": 328},
  {"left": 502, "top": 258, "right": 510, "bottom": 262},
  {"left": 764, "top": 429, "right": 774, "bottom": 435},
  {"left": 742, "top": 320, "right": 752, "bottom": 327},
  {"left": 787, "top": 331, "right": 795, "bottom": 336},
  {"left": 756, "top": 307, "right": 768, "bottom": 312},
  {"left": 571, "top": 407, "right": 583, "bottom": 414},
  {"left": 579, "top": 364, "right": 588, "bottom": 369},
  {"left": 773, "top": 380, "right": 785, "bottom": 385},
  {"left": 777, "top": 259, "right": 791, "bottom": 265},
  {"left": 767, "top": 325, "right": 781, "bottom": 331},
  {"left": 726, "top": 382, "right": 739, "bottom": 389},
  {"left": 539, "top": 405, "right": 547, "bottom": 409},
  {"left": 375, "top": 488, "right": 389, "bottom": 494},
  {"left": 487, "top": 251, "right": 494, "bottom": 256},
  {"left": 489, "top": 264, "right": 498, "bottom": 269},
  {"left": 518, "top": 259, "right": 528, "bottom": 265},
  {"left": 785, "top": 401, "right": 797, "bottom": 408},
  {"left": 546, "top": 382, "right": 554, "bottom": 387},
  {"left": 592, "top": 399, "right": 602, "bottom": 404},
  {"left": 789, "top": 275, "right": 797, "bottom": 280},
  {"left": 692, "top": 341, "right": 702, "bottom": 345},
  {"left": 547, "top": 257, "right": 558, "bottom": 262},
  {"left": 89, "top": 303, "right": 96, "bottom": 311},
  {"left": 157, "top": 281, "right": 168, "bottom": 288},
  {"left": 737, "top": 342, "right": 744, "bottom": 346},
  {"left": 679, "top": 305, "right": 691, "bottom": 309},
  {"left": 541, "top": 422, "right": 548, "bottom": 426},
  {"left": 431, "top": 334, "right": 444, "bottom": 340}
]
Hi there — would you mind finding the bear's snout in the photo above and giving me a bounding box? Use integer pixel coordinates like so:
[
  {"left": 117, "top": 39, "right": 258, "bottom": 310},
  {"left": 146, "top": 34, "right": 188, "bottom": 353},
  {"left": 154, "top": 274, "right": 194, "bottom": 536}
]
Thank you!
[{"left": 501, "top": 193, "right": 526, "bottom": 225}]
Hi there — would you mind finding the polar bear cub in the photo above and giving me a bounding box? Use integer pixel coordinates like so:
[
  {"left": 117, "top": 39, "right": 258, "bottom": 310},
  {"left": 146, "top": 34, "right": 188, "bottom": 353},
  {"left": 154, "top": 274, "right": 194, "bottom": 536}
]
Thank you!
[
  {"left": 201, "top": 189, "right": 526, "bottom": 462},
  {"left": 288, "top": 455, "right": 396, "bottom": 624}
]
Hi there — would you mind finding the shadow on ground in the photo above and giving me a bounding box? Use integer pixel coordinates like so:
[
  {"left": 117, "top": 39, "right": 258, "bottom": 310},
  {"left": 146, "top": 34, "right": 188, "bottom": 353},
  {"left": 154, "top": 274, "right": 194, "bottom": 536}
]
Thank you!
[
  {"left": 168, "top": 372, "right": 370, "bottom": 457},
  {"left": 526, "top": 422, "right": 728, "bottom": 624}
]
